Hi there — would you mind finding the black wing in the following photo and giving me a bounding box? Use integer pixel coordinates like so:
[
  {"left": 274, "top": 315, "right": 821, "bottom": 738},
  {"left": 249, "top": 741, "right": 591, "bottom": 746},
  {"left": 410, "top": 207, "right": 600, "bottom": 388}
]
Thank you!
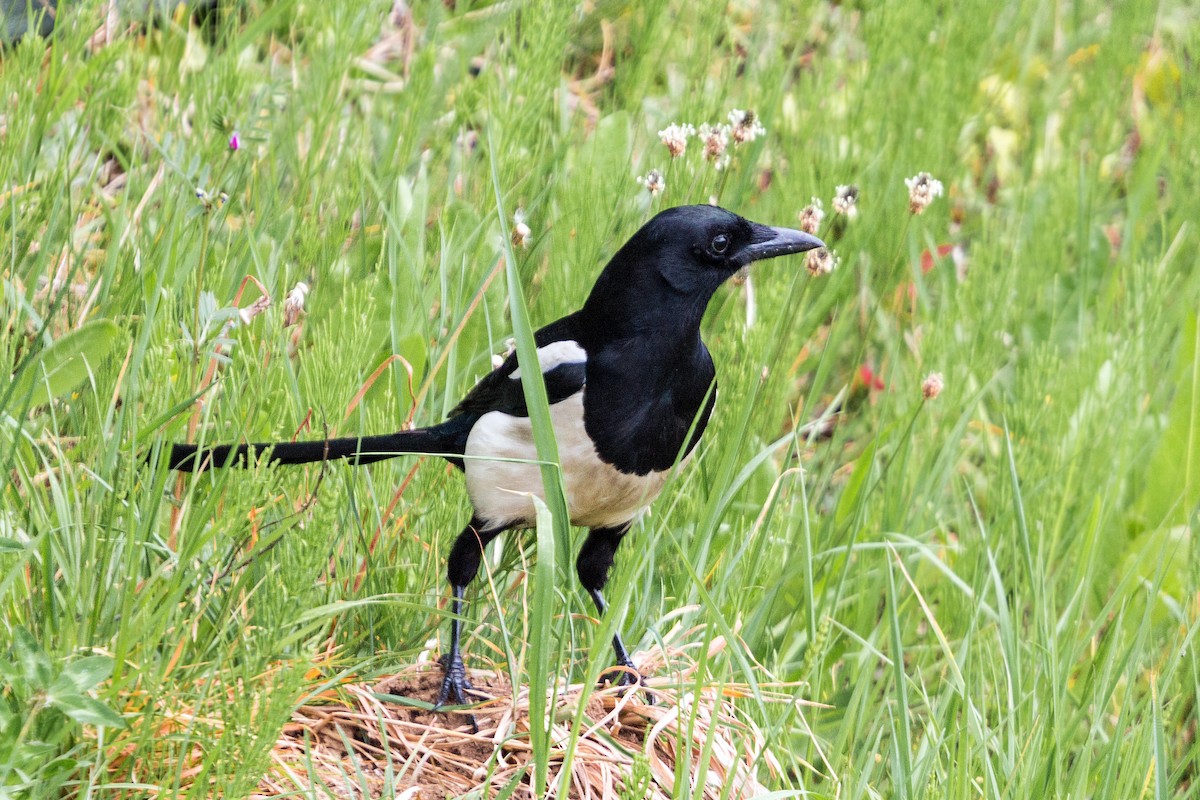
[{"left": 448, "top": 313, "right": 587, "bottom": 420}]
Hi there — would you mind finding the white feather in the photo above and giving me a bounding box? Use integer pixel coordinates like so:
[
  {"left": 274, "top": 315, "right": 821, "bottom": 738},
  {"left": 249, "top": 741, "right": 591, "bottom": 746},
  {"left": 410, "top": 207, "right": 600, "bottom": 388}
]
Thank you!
[
  {"left": 509, "top": 340, "right": 587, "bottom": 379},
  {"left": 463, "top": 391, "right": 672, "bottom": 529}
]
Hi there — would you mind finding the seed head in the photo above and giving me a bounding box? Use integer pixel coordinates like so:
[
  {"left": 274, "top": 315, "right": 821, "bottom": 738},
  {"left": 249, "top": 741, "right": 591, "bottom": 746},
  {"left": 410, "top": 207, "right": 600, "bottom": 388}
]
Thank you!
[
  {"left": 283, "top": 282, "right": 309, "bottom": 328},
  {"left": 905, "top": 172, "right": 944, "bottom": 215},
  {"left": 798, "top": 197, "right": 824, "bottom": 235},
  {"left": 658, "top": 123, "right": 695, "bottom": 158},
  {"left": 728, "top": 109, "right": 765, "bottom": 144},
  {"left": 237, "top": 294, "right": 272, "bottom": 327},
  {"left": 698, "top": 123, "right": 730, "bottom": 163},
  {"left": 921, "top": 372, "right": 945, "bottom": 400},
  {"left": 511, "top": 221, "right": 531, "bottom": 248},
  {"left": 637, "top": 169, "right": 666, "bottom": 196},
  {"left": 805, "top": 247, "right": 838, "bottom": 276},
  {"left": 511, "top": 208, "right": 531, "bottom": 248},
  {"left": 832, "top": 184, "right": 859, "bottom": 219}
]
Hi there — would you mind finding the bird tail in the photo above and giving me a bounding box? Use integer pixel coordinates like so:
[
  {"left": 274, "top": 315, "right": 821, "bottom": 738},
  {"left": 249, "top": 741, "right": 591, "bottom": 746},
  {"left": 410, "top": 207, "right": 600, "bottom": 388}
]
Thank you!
[{"left": 164, "top": 429, "right": 452, "bottom": 472}]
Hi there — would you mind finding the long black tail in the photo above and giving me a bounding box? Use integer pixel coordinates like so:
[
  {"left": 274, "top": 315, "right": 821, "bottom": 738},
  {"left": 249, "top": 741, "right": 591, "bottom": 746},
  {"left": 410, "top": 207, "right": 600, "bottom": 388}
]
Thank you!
[{"left": 164, "top": 427, "right": 459, "bottom": 472}]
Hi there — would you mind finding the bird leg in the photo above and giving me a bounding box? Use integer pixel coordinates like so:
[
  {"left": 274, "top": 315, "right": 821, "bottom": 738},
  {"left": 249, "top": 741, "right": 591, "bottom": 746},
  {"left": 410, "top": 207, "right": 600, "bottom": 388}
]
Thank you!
[
  {"left": 436, "top": 584, "right": 476, "bottom": 707},
  {"left": 586, "top": 587, "right": 639, "bottom": 686},
  {"left": 577, "top": 525, "right": 640, "bottom": 687},
  {"left": 435, "top": 519, "right": 504, "bottom": 712}
]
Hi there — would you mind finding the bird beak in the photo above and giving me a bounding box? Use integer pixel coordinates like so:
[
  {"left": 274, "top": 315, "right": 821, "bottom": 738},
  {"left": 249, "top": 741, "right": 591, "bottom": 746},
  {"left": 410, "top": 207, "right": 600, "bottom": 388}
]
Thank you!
[{"left": 744, "top": 224, "right": 825, "bottom": 262}]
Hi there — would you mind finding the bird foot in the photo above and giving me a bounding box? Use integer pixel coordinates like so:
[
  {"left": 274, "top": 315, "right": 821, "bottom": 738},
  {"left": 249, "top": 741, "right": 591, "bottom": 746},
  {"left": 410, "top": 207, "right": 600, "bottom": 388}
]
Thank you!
[
  {"left": 435, "top": 652, "right": 480, "bottom": 732},
  {"left": 435, "top": 652, "right": 478, "bottom": 707}
]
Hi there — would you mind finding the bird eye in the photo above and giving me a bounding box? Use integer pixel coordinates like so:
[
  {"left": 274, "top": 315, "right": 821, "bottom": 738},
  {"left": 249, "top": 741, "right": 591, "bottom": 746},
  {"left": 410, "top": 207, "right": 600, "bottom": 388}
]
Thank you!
[{"left": 711, "top": 234, "right": 730, "bottom": 254}]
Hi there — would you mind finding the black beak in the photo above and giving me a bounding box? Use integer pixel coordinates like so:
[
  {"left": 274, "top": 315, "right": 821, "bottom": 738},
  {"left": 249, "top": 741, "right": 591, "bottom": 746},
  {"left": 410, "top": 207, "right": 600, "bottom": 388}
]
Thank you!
[{"left": 743, "top": 224, "right": 825, "bottom": 263}]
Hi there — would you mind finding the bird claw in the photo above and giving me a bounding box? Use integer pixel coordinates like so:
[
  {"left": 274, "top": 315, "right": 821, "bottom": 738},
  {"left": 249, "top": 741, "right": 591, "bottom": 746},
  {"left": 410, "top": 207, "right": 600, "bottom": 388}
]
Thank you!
[
  {"left": 435, "top": 652, "right": 478, "bottom": 707},
  {"left": 435, "top": 652, "right": 480, "bottom": 732}
]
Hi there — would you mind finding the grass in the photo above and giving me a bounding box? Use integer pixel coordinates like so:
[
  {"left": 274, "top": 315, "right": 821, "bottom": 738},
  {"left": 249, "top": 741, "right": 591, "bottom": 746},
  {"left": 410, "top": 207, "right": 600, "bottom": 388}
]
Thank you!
[{"left": 1, "top": 0, "right": 1198, "bottom": 796}]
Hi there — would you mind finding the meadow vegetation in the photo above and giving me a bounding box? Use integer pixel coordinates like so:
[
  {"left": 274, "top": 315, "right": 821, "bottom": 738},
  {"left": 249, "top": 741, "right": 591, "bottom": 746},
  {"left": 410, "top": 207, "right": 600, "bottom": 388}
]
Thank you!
[{"left": 1, "top": 0, "right": 1197, "bottom": 796}]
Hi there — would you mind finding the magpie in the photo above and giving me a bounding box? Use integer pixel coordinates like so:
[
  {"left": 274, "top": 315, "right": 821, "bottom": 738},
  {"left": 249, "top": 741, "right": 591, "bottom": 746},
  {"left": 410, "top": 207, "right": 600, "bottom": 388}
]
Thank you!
[{"left": 163, "top": 204, "right": 824, "bottom": 708}]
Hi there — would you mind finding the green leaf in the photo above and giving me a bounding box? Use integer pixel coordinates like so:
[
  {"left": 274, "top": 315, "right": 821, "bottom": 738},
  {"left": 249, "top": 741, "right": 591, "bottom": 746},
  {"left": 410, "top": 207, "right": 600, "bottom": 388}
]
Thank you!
[
  {"left": 572, "top": 112, "right": 633, "bottom": 189},
  {"left": 490, "top": 129, "right": 571, "bottom": 799},
  {"left": 8, "top": 320, "right": 127, "bottom": 409},
  {"left": 835, "top": 437, "right": 879, "bottom": 530},
  {"left": 11, "top": 628, "right": 53, "bottom": 690},
  {"left": 1116, "top": 524, "right": 1191, "bottom": 621},
  {"left": 1134, "top": 313, "right": 1200, "bottom": 529},
  {"left": 48, "top": 693, "right": 126, "bottom": 729},
  {"left": 58, "top": 656, "right": 114, "bottom": 693},
  {"left": 0, "top": 656, "right": 21, "bottom": 686},
  {"left": 487, "top": 129, "right": 572, "bottom": 566}
]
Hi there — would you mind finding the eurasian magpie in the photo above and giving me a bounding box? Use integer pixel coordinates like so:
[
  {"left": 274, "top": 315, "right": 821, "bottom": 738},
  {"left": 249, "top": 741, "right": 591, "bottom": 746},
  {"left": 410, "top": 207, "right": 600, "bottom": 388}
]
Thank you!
[{"left": 164, "top": 204, "right": 823, "bottom": 708}]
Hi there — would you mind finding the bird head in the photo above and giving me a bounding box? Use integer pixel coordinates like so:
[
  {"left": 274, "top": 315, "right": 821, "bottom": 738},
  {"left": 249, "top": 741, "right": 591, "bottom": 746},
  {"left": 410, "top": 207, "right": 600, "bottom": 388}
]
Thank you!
[{"left": 582, "top": 205, "right": 824, "bottom": 334}]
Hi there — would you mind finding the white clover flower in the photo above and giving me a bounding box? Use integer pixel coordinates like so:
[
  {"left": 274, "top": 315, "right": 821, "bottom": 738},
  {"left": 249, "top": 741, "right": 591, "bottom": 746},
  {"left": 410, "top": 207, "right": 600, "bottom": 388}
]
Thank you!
[
  {"left": 798, "top": 197, "right": 824, "bottom": 235},
  {"left": 637, "top": 169, "right": 666, "bottom": 196},
  {"left": 832, "top": 184, "right": 859, "bottom": 219},
  {"left": 905, "top": 172, "right": 944, "bottom": 215},
  {"left": 658, "top": 123, "right": 695, "bottom": 158},
  {"left": 728, "top": 109, "right": 765, "bottom": 144}
]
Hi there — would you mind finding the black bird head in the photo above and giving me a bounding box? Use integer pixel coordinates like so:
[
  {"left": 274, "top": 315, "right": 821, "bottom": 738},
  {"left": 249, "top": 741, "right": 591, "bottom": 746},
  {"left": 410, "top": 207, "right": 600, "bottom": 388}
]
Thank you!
[{"left": 581, "top": 204, "right": 824, "bottom": 337}]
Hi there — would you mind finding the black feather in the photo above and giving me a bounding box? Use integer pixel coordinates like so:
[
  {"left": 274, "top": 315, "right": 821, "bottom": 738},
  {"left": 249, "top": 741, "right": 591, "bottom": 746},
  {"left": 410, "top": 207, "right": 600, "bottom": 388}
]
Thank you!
[{"left": 165, "top": 417, "right": 476, "bottom": 472}]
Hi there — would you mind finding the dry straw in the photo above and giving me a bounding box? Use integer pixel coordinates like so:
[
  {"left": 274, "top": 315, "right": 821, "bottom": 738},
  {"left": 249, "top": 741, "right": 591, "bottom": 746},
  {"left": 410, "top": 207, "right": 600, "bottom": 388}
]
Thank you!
[{"left": 251, "top": 629, "right": 824, "bottom": 798}]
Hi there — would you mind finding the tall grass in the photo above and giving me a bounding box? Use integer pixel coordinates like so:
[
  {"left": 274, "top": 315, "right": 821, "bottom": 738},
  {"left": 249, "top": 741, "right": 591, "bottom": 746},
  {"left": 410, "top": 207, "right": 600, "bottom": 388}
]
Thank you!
[{"left": 1, "top": 0, "right": 1197, "bottom": 796}]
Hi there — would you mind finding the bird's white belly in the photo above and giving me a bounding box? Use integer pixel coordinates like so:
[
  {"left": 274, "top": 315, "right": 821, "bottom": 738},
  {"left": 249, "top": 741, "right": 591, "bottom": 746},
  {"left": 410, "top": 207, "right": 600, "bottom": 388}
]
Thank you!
[{"left": 463, "top": 392, "right": 671, "bottom": 529}]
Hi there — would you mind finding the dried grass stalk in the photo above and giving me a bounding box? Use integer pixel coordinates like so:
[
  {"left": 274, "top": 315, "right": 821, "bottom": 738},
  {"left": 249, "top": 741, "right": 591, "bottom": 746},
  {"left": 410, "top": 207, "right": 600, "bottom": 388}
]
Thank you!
[{"left": 251, "top": 636, "right": 821, "bottom": 799}]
